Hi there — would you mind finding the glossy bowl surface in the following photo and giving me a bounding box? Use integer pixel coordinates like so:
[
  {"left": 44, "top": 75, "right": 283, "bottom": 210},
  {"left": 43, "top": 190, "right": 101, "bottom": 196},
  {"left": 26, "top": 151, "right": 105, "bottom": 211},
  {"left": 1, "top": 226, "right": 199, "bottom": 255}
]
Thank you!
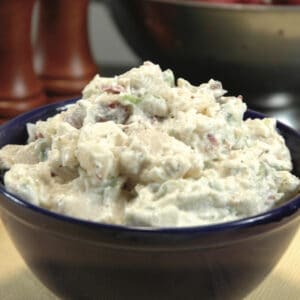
[
  {"left": 109, "top": 0, "right": 300, "bottom": 99},
  {"left": 0, "top": 99, "right": 300, "bottom": 300}
]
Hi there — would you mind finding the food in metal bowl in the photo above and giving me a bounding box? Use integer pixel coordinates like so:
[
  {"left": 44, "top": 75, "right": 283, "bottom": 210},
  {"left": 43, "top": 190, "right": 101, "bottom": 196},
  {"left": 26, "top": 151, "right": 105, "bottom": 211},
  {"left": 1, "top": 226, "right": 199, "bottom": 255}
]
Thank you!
[
  {"left": 0, "top": 62, "right": 299, "bottom": 227},
  {"left": 109, "top": 1, "right": 300, "bottom": 99}
]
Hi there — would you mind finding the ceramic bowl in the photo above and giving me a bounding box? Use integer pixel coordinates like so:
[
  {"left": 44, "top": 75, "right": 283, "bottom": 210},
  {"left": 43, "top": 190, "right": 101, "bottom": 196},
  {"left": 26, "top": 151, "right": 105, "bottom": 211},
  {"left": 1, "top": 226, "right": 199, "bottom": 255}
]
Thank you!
[{"left": 0, "top": 99, "right": 300, "bottom": 299}]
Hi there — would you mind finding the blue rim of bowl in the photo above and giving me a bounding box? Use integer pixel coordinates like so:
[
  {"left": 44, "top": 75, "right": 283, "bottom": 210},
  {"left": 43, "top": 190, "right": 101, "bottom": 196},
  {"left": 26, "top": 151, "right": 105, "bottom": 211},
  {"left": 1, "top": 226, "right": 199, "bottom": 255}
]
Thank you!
[
  {"left": 0, "top": 98, "right": 300, "bottom": 234},
  {"left": 149, "top": 0, "right": 300, "bottom": 10}
]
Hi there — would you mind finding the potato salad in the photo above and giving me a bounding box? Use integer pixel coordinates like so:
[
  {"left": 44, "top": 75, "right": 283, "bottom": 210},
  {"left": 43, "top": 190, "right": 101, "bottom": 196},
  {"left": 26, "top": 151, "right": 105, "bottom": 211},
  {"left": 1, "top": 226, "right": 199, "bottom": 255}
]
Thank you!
[{"left": 0, "top": 62, "right": 299, "bottom": 227}]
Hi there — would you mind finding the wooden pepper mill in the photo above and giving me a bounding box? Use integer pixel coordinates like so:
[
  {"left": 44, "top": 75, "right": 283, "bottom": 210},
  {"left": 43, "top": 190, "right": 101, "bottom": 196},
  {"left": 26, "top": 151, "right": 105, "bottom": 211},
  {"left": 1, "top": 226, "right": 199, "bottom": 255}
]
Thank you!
[
  {"left": 34, "top": 0, "right": 98, "bottom": 101},
  {"left": 0, "top": 0, "right": 46, "bottom": 123}
]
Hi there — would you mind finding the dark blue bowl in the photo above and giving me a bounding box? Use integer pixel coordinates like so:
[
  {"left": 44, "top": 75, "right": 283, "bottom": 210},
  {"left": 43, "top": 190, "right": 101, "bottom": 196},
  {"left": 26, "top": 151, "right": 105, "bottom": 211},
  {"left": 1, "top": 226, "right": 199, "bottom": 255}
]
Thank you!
[{"left": 0, "top": 99, "right": 300, "bottom": 300}]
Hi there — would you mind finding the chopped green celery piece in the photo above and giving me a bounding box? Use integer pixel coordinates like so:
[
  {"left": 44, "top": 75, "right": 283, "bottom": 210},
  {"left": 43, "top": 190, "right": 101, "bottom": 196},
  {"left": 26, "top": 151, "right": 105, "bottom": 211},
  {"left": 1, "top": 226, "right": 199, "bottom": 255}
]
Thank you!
[
  {"left": 121, "top": 94, "right": 142, "bottom": 105},
  {"left": 37, "top": 139, "right": 49, "bottom": 161},
  {"left": 39, "top": 149, "right": 48, "bottom": 161},
  {"left": 258, "top": 163, "right": 268, "bottom": 177},
  {"left": 163, "top": 69, "right": 175, "bottom": 87},
  {"left": 110, "top": 177, "right": 119, "bottom": 187},
  {"left": 157, "top": 186, "right": 167, "bottom": 198},
  {"left": 226, "top": 113, "right": 234, "bottom": 123}
]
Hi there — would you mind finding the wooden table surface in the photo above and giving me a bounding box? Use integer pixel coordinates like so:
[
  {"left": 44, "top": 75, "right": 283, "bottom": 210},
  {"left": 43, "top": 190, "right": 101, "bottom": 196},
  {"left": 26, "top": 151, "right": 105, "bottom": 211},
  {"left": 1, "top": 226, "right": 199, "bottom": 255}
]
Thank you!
[{"left": 0, "top": 220, "right": 300, "bottom": 300}]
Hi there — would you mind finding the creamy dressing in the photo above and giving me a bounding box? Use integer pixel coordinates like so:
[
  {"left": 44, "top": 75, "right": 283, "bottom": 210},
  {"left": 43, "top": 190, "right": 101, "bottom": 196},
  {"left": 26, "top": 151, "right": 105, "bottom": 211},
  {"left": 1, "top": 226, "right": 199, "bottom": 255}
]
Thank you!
[{"left": 0, "top": 62, "right": 299, "bottom": 227}]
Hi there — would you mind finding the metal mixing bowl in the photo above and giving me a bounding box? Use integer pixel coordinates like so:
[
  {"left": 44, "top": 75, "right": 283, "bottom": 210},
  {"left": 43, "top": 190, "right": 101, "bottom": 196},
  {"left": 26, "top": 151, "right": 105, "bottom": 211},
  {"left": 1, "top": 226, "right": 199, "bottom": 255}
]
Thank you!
[{"left": 109, "top": 0, "right": 300, "bottom": 101}]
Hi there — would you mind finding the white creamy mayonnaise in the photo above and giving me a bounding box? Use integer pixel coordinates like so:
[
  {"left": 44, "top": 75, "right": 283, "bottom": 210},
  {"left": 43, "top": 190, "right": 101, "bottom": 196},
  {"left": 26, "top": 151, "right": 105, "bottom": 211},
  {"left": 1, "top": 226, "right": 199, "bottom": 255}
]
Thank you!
[{"left": 0, "top": 62, "right": 299, "bottom": 227}]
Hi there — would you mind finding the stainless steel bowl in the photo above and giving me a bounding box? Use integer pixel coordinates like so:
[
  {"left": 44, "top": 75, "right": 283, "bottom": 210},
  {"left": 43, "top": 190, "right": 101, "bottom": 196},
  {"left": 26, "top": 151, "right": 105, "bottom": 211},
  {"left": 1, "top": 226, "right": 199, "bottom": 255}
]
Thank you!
[{"left": 109, "top": 0, "right": 300, "bottom": 101}]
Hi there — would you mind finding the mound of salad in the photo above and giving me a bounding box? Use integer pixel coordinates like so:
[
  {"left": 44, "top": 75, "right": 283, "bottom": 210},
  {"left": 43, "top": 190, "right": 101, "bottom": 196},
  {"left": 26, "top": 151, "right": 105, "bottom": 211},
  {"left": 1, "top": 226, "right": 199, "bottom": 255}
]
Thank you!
[{"left": 0, "top": 62, "right": 299, "bottom": 227}]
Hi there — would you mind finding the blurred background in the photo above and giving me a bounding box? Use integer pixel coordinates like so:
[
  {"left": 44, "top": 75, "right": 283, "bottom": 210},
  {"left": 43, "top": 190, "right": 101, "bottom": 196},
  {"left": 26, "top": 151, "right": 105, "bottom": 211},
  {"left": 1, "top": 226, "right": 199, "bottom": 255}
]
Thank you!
[
  {"left": 0, "top": 0, "right": 299, "bottom": 130},
  {"left": 88, "top": 1, "right": 139, "bottom": 67}
]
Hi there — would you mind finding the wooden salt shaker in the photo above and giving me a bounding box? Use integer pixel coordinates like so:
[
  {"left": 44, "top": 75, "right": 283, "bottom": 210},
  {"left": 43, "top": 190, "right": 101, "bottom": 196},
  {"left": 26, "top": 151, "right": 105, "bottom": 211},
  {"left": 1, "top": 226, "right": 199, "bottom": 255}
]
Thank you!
[
  {"left": 0, "top": 0, "right": 46, "bottom": 123},
  {"left": 34, "top": 0, "right": 98, "bottom": 101}
]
